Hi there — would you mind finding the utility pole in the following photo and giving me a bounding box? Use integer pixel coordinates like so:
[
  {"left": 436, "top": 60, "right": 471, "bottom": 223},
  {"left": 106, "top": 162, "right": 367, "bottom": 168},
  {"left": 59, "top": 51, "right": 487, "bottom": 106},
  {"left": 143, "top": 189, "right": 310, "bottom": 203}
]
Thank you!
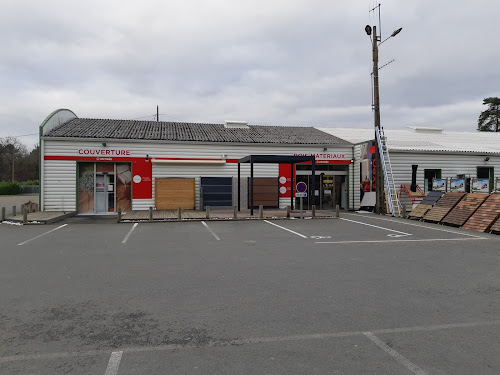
[
  {"left": 372, "top": 25, "right": 385, "bottom": 214},
  {"left": 157, "top": 105, "right": 159, "bottom": 122}
]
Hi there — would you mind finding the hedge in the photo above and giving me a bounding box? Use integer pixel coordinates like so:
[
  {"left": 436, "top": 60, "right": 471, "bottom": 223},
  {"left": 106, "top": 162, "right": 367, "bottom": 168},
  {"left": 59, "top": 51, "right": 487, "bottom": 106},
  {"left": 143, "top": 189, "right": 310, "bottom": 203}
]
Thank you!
[{"left": 0, "top": 182, "right": 22, "bottom": 195}]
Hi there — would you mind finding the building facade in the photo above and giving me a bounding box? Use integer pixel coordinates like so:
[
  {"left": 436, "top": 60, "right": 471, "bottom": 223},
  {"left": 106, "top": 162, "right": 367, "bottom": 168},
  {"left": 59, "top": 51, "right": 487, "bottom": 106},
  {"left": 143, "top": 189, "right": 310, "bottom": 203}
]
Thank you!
[{"left": 40, "top": 109, "right": 355, "bottom": 213}]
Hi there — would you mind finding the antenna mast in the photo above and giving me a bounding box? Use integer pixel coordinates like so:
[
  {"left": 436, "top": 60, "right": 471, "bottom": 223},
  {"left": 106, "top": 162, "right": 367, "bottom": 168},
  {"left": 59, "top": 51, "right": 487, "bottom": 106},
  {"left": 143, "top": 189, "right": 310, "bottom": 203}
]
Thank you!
[{"left": 369, "top": 3, "right": 382, "bottom": 41}]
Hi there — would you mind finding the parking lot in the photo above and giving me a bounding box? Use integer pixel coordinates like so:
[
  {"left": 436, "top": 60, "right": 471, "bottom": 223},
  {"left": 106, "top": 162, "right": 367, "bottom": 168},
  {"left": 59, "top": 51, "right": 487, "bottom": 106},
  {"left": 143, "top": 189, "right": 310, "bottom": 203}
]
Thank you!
[{"left": 1, "top": 213, "right": 499, "bottom": 374}]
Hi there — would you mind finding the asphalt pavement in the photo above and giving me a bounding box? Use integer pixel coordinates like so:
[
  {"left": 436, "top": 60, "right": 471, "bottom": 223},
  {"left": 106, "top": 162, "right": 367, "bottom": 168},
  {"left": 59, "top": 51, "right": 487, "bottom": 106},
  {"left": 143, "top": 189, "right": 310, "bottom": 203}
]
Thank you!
[{"left": 0, "top": 213, "right": 499, "bottom": 374}]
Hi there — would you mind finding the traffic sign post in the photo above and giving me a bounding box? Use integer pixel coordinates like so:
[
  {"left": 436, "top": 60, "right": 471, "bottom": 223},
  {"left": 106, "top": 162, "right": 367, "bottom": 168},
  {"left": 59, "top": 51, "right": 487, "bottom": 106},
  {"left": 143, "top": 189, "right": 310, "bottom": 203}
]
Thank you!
[{"left": 296, "top": 182, "right": 307, "bottom": 219}]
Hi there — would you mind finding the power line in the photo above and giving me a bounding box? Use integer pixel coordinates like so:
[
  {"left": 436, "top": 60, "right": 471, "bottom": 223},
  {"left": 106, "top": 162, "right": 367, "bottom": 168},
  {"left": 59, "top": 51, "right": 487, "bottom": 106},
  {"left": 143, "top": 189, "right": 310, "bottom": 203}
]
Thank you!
[{"left": 3, "top": 133, "right": 38, "bottom": 138}]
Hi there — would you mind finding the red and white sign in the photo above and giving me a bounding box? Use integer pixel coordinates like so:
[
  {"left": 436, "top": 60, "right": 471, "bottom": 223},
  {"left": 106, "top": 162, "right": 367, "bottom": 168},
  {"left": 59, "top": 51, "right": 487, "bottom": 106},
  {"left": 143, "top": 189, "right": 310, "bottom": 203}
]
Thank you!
[{"left": 78, "top": 149, "right": 131, "bottom": 156}]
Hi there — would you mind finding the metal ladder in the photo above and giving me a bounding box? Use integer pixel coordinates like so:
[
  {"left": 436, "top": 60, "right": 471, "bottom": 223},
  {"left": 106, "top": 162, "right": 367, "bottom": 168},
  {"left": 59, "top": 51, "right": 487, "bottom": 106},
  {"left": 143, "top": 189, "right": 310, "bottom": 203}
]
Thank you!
[{"left": 375, "top": 127, "right": 402, "bottom": 217}]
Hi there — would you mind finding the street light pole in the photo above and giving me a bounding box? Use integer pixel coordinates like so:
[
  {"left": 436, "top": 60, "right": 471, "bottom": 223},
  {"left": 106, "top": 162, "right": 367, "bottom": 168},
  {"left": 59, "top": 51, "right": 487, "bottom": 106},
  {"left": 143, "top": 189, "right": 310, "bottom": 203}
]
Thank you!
[
  {"left": 372, "top": 25, "right": 384, "bottom": 214},
  {"left": 366, "top": 24, "right": 402, "bottom": 214}
]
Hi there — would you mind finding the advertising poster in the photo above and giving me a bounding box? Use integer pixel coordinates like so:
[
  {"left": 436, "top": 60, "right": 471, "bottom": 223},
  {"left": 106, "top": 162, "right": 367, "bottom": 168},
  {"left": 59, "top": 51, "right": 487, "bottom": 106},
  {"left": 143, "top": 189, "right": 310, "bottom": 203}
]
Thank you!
[
  {"left": 359, "top": 141, "right": 376, "bottom": 192},
  {"left": 495, "top": 178, "right": 500, "bottom": 193},
  {"left": 432, "top": 178, "right": 447, "bottom": 192},
  {"left": 450, "top": 178, "right": 465, "bottom": 192},
  {"left": 471, "top": 178, "right": 489, "bottom": 193}
]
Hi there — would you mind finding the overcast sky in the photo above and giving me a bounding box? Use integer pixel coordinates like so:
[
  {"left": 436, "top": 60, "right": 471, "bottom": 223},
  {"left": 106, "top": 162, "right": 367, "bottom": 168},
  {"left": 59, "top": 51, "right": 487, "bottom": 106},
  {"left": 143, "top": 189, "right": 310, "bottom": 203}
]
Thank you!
[{"left": 1, "top": 0, "right": 499, "bottom": 149}]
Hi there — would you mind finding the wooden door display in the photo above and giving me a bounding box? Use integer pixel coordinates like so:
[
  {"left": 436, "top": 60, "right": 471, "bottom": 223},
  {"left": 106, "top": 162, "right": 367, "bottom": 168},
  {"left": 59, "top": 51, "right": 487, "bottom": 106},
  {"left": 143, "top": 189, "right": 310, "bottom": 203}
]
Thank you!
[
  {"left": 248, "top": 177, "right": 279, "bottom": 208},
  {"left": 155, "top": 178, "right": 195, "bottom": 209}
]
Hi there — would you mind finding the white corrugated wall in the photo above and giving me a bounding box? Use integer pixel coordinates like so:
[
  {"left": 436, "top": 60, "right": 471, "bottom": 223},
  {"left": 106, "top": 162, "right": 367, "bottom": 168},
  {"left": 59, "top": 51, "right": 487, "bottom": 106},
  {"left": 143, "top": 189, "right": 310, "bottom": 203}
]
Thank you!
[
  {"left": 43, "top": 160, "right": 76, "bottom": 211},
  {"left": 390, "top": 151, "right": 499, "bottom": 207},
  {"left": 43, "top": 139, "right": 353, "bottom": 212}
]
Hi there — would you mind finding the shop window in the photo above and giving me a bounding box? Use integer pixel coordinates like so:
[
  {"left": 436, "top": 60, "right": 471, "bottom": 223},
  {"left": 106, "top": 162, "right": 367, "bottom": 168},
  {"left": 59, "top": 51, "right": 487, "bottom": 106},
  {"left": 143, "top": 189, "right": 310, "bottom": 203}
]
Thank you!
[
  {"left": 78, "top": 162, "right": 95, "bottom": 213},
  {"left": 477, "top": 167, "right": 494, "bottom": 191},
  {"left": 424, "top": 169, "right": 441, "bottom": 193}
]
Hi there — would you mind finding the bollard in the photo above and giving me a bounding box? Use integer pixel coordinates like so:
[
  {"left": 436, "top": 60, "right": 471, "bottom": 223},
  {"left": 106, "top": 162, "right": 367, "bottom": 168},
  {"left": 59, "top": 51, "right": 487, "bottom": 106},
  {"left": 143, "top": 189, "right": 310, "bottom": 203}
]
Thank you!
[
  {"left": 149, "top": 206, "right": 153, "bottom": 222},
  {"left": 402, "top": 204, "right": 407, "bottom": 219},
  {"left": 12, "top": 206, "right": 16, "bottom": 217},
  {"left": 259, "top": 205, "right": 263, "bottom": 219},
  {"left": 1, "top": 207, "right": 5, "bottom": 221},
  {"left": 336, "top": 204, "right": 340, "bottom": 218},
  {"left": 117, "top": 207, "right": 122, "bottom": 223},
  {"left": 206, "top": 206, "right": 210, "bottom": 219},
  {"left": 23, "top": 206, "right": 27, "bottom": 224},
  {"left": 233, "top": 206, "right": 237, "bottom": 219},
  {"left": 286, "top": 206, "right": 291, "bottom": 218},
  {"left": 312, "top": 205, "right": 316, "bottom": 219},
  {"left": 178, "top": 206, "right": 182, "bottom": 220}
]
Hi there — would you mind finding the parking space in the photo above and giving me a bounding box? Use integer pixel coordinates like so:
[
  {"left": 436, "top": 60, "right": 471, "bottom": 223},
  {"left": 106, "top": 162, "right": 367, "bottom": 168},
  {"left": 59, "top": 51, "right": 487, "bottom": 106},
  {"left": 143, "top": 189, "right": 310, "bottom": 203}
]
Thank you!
[{"left": 1, "top": 214, "right": 499, "bottom": 374}]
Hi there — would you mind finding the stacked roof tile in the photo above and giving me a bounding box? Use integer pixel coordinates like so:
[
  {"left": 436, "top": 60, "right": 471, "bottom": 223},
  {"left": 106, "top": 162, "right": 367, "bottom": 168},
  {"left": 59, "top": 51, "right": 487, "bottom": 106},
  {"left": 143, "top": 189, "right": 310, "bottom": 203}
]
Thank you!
[
  {"left": 43, "top": 118, "right": 351, "bottom": 145},
  {"left": 422, "top": 192, "right": 466, "bottom": 222},
  {"left": 462, "top": 194, "right": 500, "bottom": 232},
  {"left": 441, "top": 193, "right": 489, "bottom": 227}
]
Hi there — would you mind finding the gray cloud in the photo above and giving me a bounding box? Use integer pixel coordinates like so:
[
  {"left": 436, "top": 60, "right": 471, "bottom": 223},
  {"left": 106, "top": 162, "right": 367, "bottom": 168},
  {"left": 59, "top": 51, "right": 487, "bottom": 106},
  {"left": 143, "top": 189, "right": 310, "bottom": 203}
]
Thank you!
[{"left": 1, "top": 0, "right": 499, "bottom": 149}]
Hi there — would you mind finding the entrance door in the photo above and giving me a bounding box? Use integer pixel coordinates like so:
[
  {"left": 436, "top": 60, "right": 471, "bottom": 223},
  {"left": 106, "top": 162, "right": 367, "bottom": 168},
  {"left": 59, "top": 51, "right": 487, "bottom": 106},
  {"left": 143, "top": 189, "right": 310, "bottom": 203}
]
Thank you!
[
  {"left": 95, "top": 174, "right": 107, "bottom": 213},
  {"left": 296, "top": 174, "right": 346, "bottom": 209},
  {"left": 95, "top": 173, "right": 116, "bottom": 213}
]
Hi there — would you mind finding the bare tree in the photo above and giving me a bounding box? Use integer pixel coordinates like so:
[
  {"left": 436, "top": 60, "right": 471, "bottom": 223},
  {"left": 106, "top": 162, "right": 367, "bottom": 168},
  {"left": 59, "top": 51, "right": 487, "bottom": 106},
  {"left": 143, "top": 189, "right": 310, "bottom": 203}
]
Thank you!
[{"left": 0, "top": 137, "right": 28, "bottom": 181}]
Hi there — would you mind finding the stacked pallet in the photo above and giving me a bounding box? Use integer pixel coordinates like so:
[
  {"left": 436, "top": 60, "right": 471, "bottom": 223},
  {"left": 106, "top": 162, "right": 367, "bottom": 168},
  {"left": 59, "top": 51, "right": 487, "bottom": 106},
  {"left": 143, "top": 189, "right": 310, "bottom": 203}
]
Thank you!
[
  {"left": 462, "top": 194, "right": 500, "bottom": 232},
  {"left": 422, "top": 192, "right": 466, "bottom": 223},
  {"left": 441, "top": 193, "right": 489, "bottom": 227}
]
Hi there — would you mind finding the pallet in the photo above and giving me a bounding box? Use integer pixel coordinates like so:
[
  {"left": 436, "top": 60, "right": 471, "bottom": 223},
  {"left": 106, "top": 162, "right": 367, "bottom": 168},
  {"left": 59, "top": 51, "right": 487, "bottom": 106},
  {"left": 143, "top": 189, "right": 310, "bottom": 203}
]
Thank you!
[
  {"left": 441, "top": 193, "right": 489, "bottom": 227},
  {"left": 422, "top": 192, "right": 466, "bottom": 223},
  {"left": 462, "top": 194, "right": 500, "bottom": 232}
]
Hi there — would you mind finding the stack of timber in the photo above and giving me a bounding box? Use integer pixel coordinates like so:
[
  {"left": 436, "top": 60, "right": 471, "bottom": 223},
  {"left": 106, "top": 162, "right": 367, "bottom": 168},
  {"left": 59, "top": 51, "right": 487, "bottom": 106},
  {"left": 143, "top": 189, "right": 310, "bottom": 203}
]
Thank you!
[
  {"left": 462, "top": 194, "right": 500, "bottom": 233},
  {"left": 407, "top": 191, "right": 445, "bottom": 219},
  {"left": 441, "top": 193, "right": 489, "bottom": 227},
  {"left": 422, "top": 192, "right": 466, "bottom": 223}
]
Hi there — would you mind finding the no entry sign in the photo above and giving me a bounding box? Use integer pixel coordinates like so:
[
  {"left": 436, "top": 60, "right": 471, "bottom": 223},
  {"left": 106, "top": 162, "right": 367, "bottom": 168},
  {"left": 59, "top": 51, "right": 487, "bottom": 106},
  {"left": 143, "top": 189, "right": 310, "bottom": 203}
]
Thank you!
[{"left": 296, "top": 182, "right": 307, "bottom": 192}]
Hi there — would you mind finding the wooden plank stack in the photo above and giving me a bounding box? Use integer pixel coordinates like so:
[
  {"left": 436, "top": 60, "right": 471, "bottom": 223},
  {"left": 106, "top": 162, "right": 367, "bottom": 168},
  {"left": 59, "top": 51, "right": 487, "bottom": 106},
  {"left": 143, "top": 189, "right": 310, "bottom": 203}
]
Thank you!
[
  {"left": 462, "top": 194, "right": 500, "bottom": 232},
  {"left": 441, "top": 193, "right": 489, "bottom": 227},
  {"left": 422, "top": 192, "right": 466, "bottom": 223}
]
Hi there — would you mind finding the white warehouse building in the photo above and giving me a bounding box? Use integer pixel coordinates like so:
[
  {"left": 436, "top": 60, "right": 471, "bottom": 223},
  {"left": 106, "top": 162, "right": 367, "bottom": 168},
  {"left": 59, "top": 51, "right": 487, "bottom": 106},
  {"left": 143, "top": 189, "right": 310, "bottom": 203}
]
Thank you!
[
  {"left": 39, "top": 109, "right": 500, "bottom": 215},
  {"left": 319, "top": 127, "right": 500, "bottom": 210}
]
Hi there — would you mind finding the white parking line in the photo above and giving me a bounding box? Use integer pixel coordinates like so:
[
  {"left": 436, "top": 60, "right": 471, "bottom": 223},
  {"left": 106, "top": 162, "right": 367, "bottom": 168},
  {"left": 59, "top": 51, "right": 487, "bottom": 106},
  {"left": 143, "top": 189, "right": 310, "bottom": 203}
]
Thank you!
[
  {"left": 315, "top": 237, "right": 486, "bottom": 244},
  {"left": 201, "top": 221, "right": 220, "bottom": 240},
  {"left": 340, "top": 218, "right": 412, "bottom": 237},
  {"left": 17, "top": 224, "right": 68, "bottom": 246},
  {"left": 263, "top": 220, "right": 308, "bottom": 238},
  {"left": 1, "top": 320, "right": 498, "bottom": 364},
  {"left": 343, "top": 212, "right": 485, "bottom": 238},
  {"left": 104, "top": 351, "right": 123, "bottom": 375},
  {"left": 122, "top": 223, "right": 138, "bottom": 244},
  {"left": 364, "top": 332, "right": 428, "bottom": 375}
]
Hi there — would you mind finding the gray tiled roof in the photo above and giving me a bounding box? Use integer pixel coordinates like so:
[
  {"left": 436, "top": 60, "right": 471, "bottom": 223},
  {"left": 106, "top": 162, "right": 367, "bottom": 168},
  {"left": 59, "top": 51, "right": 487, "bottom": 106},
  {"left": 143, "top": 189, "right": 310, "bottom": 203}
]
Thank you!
[{"left": 43, "top": 118, "right": 351, "bottom": 145}]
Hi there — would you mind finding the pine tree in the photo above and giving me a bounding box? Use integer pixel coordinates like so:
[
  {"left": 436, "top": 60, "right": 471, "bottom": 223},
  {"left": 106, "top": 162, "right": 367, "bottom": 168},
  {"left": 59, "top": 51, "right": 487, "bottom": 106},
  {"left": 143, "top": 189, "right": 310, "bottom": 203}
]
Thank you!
[{"left": 477, "top": 97, "right": 500, "bottom": 132}]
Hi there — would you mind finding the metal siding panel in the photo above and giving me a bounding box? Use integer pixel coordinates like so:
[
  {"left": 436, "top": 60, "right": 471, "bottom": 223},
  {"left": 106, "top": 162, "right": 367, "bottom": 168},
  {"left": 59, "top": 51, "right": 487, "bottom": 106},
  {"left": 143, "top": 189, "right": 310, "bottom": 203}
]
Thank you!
[{"left": 43, "top": 160, "right": 76, "bottom": 211}]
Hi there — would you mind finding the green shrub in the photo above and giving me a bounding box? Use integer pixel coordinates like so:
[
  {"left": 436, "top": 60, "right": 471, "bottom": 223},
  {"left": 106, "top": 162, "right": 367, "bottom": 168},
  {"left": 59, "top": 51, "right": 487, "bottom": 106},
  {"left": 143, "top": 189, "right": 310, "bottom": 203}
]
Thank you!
[
  {"left": 21, "top": 179, "right": 40, "bottom": 186},
  {"left": 0, "top": 182, "right": 21, "bottom": 195}
]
